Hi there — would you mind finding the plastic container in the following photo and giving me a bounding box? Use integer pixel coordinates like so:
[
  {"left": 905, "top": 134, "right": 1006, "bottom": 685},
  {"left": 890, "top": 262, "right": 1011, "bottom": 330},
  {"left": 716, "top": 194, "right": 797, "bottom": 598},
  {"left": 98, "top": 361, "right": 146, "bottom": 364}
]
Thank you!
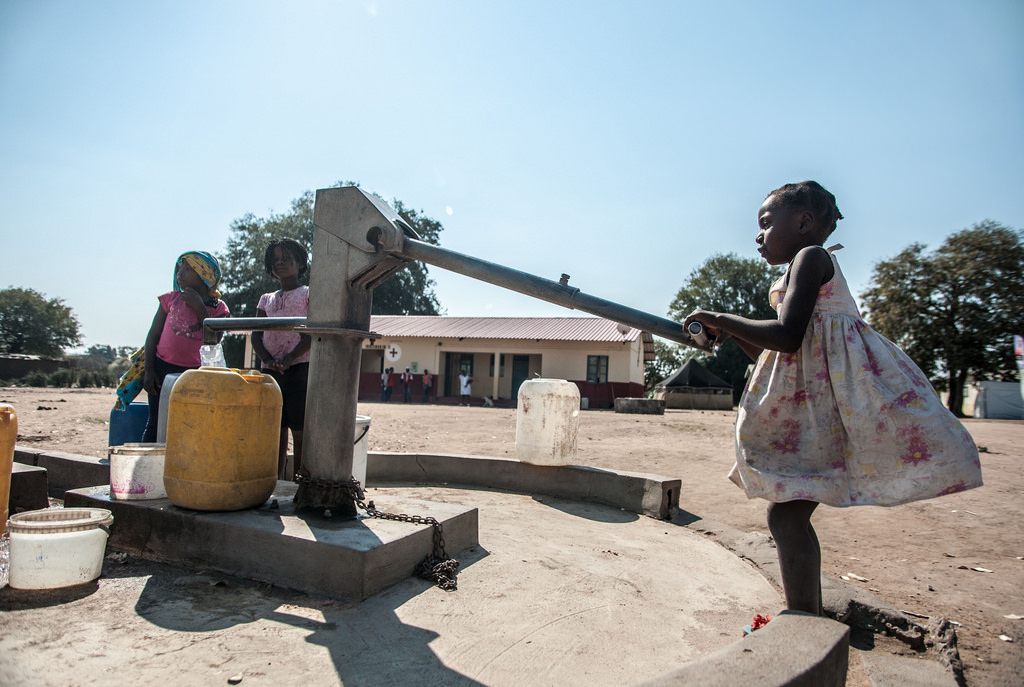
[
  {"left": 353, "top": 415, "right": 371, "bottom": 488},
  {"left": 7, "top": 508, "right": 114, "bottom": 589},
  {"left": 155, "top": 372, "right": 182, "bottom": 443},
  {"left": 515, "top": 379, "right": 581, "bottom": 465},
  {"left": 108, "top": 401, "right": 149, "bottom": 447},
  {"left": 109, "top": 443, "right": 167, "bottom": 500},
  {"left": 1, "top": 404, "right": 16, "bottom": 529},
  {"left": 164, "top": 367, "right": 282, "bottom": 511}
]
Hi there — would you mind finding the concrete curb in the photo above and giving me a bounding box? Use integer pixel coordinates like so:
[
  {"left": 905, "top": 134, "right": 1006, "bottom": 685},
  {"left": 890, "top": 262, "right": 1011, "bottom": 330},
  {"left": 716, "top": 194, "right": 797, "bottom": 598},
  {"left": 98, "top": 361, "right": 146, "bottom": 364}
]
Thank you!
[
  {"left": 14, "top": 446, "right": 108, "bottom": 495},
  {"left": 368, "top": 451, "right": 680, "bottom": 519},
  {"left": 638, "top": 611, "right": 849, "bottom": 687}
]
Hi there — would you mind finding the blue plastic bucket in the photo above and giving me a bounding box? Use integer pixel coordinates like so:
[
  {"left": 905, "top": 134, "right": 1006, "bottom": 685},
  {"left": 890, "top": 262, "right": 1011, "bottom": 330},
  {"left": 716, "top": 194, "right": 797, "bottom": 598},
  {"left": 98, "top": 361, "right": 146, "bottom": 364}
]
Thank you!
[{"left": 108, "top": 401, "right": 149, "bottom": 447}]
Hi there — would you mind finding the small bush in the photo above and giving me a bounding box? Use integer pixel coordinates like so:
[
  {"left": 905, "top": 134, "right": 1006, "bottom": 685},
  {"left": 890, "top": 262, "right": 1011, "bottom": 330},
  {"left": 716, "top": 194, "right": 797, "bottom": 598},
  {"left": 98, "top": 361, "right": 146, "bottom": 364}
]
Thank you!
[
  {"left": 24, "top": 370, "right": 48, "bottom": 387},
  {"left": 47, "top": 370, "right": 71, "bottom": 387}
]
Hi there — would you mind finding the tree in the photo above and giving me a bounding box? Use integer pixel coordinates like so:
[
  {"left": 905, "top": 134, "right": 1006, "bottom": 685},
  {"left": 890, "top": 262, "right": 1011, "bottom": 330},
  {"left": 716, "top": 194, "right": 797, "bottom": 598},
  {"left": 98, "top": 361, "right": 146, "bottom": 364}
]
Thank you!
[
  {"left": 215, "top": 183, "right": 444, "bottom": 365},
  {"left": 645, "top": 339, "right": 685, "bottom": 391},
  {"left": 0, "top": 287, "right": 81, "bottom": 357},
  {"left": 664, "top": 254, "right": 784, "bottom": 401},
  {"left": 861, "top": 221, "right": 1024, "bottom": 416}
]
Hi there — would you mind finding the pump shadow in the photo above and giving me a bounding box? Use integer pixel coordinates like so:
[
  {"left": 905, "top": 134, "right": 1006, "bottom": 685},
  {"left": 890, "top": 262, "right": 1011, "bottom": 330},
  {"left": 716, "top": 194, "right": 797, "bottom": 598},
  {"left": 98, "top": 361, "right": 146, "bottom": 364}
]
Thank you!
[
  {"left": 118, "top": 552, "right": 487, "bottom": 685},
  {"left": 530, "top": 494, "right": 639, "bottom": 523}
]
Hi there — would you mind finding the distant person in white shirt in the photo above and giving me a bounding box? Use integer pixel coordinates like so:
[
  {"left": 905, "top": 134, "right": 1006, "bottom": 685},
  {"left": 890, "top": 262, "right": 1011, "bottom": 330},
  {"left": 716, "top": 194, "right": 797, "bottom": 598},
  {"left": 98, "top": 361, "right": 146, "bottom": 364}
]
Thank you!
[{"left": 459, "top": 371, "right": 472, "bottom": 406}]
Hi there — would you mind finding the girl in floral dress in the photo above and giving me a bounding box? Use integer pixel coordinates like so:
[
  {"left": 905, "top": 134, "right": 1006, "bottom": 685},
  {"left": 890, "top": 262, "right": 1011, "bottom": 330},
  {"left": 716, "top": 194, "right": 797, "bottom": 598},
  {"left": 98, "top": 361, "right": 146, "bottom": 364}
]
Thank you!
[{"left": 684, "top": 181, "right": 982, "bottom": 616}]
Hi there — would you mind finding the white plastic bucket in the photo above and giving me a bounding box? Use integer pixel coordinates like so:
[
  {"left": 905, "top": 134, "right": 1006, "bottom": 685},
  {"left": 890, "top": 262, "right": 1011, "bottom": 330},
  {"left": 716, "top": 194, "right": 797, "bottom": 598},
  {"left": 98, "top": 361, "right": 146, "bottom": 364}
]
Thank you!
[
  {"left": 7, "top": 508, "right": 114, "bottom": 589},
  {"left": 515, "top": 379, "right": 580, "bottom": 465},
  {"left": 353, "top": 415, "right": 370, "bottom": 488},
  {"left": 109, "top": 443, "right": 167, "bottom": 500}
]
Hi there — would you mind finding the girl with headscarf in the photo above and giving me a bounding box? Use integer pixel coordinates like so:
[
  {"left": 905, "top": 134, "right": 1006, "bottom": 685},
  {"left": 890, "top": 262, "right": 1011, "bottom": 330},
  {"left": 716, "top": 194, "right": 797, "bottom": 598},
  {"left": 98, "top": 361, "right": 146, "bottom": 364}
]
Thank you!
[{"left": 138, "top": 251, "right": 230, "bottom": 441}]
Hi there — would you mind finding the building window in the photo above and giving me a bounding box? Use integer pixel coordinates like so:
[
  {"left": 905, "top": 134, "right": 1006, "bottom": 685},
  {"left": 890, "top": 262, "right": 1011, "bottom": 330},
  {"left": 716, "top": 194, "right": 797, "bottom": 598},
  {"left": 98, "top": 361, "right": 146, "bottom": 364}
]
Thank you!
[
  {"left": 586, "top": 355, "right": 608, "bottom": 384},
  {"left": 489, "top": 354, "right": 505, "bottom": 377}
]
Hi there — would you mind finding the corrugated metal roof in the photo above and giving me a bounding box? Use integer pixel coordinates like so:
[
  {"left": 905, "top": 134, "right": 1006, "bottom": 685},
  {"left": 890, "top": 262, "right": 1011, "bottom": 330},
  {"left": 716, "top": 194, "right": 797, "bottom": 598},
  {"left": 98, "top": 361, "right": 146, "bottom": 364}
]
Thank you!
[{"left": 369, "top": 316, "right": 655, "bottom": 361}]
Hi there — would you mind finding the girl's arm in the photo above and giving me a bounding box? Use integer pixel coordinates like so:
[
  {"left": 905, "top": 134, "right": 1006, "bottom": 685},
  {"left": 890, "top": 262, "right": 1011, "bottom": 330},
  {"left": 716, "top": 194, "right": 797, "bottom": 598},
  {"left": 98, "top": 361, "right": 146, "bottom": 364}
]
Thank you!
[
  {"left": 180, "top": 288, "right": 228, "bottom": 342},
  {"left": 276, "top": 334, "right": 312, "bottom": 369},
  {"left": 143, "top": 307, "right": 167, "bottom": 395},
  {"left": 684, "top": 246, "right": 833, "bottom": 355},
  {"left": 181, "top": 287, "right": 209, "bottom": 323}
]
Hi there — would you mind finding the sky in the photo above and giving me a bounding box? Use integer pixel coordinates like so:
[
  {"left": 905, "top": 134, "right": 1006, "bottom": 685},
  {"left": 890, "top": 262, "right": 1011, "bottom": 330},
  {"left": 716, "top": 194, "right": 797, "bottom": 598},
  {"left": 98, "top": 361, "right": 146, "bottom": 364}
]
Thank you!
[{"left": 2, "top": 0, "right": 1022, "bottom": 352}]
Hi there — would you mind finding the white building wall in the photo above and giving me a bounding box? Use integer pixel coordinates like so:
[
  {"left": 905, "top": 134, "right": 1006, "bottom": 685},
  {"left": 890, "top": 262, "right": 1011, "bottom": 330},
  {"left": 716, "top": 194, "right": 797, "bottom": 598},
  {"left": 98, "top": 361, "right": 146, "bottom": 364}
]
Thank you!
[{"left": 361, "top": 336, "right": 645, "bottom": 399}]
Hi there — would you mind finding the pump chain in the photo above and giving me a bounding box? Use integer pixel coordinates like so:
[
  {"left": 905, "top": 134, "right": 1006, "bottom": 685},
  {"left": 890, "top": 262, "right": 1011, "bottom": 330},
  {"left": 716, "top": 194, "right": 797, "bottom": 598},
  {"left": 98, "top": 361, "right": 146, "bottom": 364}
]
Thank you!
[{"left": 294, "top": 474, "right": 459, "bottom": 591}]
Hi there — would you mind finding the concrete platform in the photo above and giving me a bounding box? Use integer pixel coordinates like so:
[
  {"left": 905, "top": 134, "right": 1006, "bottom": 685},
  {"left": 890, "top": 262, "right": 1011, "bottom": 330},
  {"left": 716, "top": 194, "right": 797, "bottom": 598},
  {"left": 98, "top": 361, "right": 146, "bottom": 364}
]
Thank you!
[
  {"left": 9, "top": 445, "right": 961, "bottom": 686},
  {"left": 3, "top": 485, "right": 791, "bottom": 686},
  {"left": 64, "top": 482, "right": 478, "bottom": 601}
]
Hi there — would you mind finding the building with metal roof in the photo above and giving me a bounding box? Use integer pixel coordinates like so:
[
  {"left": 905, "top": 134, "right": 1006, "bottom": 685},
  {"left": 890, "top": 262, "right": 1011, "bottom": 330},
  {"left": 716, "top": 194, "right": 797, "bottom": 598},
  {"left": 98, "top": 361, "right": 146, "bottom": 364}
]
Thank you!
[{"left": 359, "top": 316, "right": 655, "bottom": 408}]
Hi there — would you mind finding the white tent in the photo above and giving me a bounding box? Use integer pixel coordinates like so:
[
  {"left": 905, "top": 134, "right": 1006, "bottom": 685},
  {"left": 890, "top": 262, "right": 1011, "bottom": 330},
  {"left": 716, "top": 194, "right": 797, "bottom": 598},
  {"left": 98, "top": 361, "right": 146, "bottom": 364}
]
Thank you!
[{"left": 973, "top": 381, "right": 1024, "bottom": 420}]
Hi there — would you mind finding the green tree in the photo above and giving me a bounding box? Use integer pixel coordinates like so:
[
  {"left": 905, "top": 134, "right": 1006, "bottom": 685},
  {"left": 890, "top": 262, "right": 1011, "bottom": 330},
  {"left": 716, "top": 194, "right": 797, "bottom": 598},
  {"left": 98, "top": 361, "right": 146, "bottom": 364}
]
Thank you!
[
  {"left": 0, "top": 287, "right": 81, "bottom": 357},
  {"left": 217, "top": 185, "right": 443, "bottom": 318},
  {"left": 645, "top": 339, "right": 685, "bottom": 391},
  {"left": 861, "top": 221, "right": 1024, "bottom": 417},
  {"left": 215, "top": 183, "right": 444, "bottom": 365},
  {"left": 665, "top": 254, "right": 784, "bottom": 401}
]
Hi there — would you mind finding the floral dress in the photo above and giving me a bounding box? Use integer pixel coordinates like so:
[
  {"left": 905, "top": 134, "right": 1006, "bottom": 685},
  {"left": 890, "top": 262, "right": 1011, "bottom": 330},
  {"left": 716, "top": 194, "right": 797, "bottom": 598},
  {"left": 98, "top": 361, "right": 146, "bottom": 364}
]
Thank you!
[{"left": 732, "top": 250, "right": 983, "bottom": 507}]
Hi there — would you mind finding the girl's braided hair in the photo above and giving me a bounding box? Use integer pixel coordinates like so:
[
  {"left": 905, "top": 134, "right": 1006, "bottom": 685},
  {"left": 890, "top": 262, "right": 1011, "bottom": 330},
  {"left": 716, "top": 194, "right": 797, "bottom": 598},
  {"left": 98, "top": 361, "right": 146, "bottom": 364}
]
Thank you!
[
  {"left": 767, "top": 181, "right": 844, "bottom": 236},
  {"left": 264, "top": 238, "right": 309, "bottom": 278}
]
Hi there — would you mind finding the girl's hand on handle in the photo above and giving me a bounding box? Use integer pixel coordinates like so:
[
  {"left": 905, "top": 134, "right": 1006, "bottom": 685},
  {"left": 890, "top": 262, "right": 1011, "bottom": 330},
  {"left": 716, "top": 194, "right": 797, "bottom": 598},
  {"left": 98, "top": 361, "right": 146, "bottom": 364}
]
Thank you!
[{"left": 683, "top": 310, "right": 724, "bottom": 339}]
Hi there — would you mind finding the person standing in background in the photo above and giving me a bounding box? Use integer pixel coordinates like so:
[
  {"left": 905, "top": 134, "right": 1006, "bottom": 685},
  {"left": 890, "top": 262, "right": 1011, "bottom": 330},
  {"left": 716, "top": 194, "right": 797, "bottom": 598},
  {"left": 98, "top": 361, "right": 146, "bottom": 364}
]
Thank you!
[
  {"left": 401, "top": 367, "right": 413, "bottom": 402},
  {"left": 422, "top": 369, "right": 433, "bottom": 403}
]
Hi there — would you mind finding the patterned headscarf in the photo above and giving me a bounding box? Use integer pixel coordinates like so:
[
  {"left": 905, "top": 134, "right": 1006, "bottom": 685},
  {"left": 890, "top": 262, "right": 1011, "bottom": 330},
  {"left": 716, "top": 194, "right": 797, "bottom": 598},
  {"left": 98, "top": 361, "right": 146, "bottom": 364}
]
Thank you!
[{"left": 173, "top": 251, "right": 222, "bottom": 300}]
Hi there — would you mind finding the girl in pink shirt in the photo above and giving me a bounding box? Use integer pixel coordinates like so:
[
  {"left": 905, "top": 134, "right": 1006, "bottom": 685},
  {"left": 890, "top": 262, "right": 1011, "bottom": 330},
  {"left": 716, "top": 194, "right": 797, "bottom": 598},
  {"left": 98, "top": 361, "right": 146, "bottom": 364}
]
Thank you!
[{"left": 252, "top": 238, "right": 311, "bottom": 480}]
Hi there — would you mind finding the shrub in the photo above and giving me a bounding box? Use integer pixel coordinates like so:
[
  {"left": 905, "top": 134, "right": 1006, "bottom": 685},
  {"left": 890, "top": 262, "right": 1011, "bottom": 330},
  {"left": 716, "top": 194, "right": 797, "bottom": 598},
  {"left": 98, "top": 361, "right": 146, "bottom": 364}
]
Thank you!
[
  {"left": 24, "top": 370, "right": 48, "bottom": 387},
  {"left": 47, "top": 369, "right": 71, "bottom": 387}
]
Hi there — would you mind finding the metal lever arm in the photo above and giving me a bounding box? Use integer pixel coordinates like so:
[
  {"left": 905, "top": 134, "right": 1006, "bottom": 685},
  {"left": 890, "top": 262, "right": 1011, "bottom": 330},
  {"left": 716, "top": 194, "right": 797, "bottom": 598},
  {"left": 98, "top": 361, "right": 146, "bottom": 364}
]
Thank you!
[{"left": 373, "top": 226, "right": 701, "bottom": 348}]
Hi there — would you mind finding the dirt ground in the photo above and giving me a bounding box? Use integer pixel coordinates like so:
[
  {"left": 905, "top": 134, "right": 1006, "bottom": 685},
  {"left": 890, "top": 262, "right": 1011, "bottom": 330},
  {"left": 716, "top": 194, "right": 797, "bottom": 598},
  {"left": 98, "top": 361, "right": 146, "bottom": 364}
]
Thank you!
[{"left": 2, "top": 386, "right": 1023, "bottom": 686}]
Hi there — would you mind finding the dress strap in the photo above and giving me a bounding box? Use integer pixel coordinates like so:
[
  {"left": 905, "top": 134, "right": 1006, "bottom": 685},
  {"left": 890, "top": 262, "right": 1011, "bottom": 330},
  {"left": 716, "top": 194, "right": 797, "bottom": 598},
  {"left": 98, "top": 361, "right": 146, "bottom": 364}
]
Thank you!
[{"left": 826, "top": 243, "right": 844, "bottom": 254}]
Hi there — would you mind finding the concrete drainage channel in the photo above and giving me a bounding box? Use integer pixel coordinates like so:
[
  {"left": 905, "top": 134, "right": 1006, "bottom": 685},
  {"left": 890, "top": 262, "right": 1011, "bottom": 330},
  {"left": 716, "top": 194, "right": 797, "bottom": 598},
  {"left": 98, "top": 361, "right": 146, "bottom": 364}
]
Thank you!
[{"left": 8, "top": 447, "right": 964, "bottom": 686}]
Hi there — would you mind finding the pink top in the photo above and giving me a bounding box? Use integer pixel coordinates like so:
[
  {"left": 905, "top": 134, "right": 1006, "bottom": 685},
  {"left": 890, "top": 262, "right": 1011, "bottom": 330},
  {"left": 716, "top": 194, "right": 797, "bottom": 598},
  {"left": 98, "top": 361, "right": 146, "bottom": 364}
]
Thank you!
[
  {"left": 155, "top": 291, "right": 230, "bottom": 367},
  {"left": 257, "top": 285, "right": 310, "bottom": 367}
]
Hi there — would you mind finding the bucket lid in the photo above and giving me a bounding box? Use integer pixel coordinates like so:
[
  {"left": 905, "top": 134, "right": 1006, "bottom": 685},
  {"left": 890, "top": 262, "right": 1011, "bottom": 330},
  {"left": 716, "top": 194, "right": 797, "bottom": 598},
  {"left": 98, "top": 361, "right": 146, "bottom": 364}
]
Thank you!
[
  {"left": 109, "top": 442, "right": 166, "bottom": 455},
  {"left": 7, "top": 508, "right": 114, "bottom": 534}
]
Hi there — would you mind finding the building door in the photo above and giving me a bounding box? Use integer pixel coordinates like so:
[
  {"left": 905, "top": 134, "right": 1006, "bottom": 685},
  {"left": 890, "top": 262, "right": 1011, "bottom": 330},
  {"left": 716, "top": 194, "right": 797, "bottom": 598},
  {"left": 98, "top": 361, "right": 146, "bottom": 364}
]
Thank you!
[
  {"left": 511, "top": 355, "right": 530, "bottom": 402},
  {"left": 444, "top": 352, "right": 474, "bottom": 397}
]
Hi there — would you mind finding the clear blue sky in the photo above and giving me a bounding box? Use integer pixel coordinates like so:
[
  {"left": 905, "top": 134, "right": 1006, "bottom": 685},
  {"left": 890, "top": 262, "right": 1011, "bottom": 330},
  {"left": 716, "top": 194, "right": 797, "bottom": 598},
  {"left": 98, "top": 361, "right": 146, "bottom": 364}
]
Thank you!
[{"left": 2, "top": 1, "right": 1021, "bottom": 351}]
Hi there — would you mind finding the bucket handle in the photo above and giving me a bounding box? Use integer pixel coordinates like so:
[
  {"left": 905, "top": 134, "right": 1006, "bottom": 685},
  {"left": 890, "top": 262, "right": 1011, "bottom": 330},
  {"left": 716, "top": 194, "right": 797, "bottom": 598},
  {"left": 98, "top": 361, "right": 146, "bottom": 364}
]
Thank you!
[
  {"left": 354, "top": 425, "right": 369, "bottom": 446},
  {"left": 99, "top": 524, "right": 111, "bottom": 536}
]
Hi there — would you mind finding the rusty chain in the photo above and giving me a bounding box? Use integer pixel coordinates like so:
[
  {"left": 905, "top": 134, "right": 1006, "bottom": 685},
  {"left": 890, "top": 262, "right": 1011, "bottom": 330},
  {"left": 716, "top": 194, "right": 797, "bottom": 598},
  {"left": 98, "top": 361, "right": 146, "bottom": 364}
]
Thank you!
[{"left": 294, "top": 474, "right": 459, "bottom": 591}]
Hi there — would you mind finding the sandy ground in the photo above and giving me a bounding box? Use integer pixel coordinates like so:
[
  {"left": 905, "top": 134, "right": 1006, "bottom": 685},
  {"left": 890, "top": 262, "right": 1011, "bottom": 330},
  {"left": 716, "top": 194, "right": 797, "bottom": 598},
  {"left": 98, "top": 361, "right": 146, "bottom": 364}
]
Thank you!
[{"left": 2, "top": 386, "right": 1023, "bottom": 686}]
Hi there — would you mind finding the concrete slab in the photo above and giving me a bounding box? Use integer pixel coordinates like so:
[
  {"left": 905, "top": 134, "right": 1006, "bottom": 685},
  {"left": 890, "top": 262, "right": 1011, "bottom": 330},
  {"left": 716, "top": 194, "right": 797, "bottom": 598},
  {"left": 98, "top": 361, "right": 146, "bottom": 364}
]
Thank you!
[
  {"left": 614, "top": 398, "right": 666, "bottom": 415},
  {"left": 64, "top": 482, "right": 478, "bottom": 601},
  {"left": 9, "top": 462, "right": 49, "bottom": 513},
  {"left": 860, "top": 651, "right": 959, "bottom": 687},
  {"left": 1, "top": 486, "right": 783, "bottom": 686}
]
